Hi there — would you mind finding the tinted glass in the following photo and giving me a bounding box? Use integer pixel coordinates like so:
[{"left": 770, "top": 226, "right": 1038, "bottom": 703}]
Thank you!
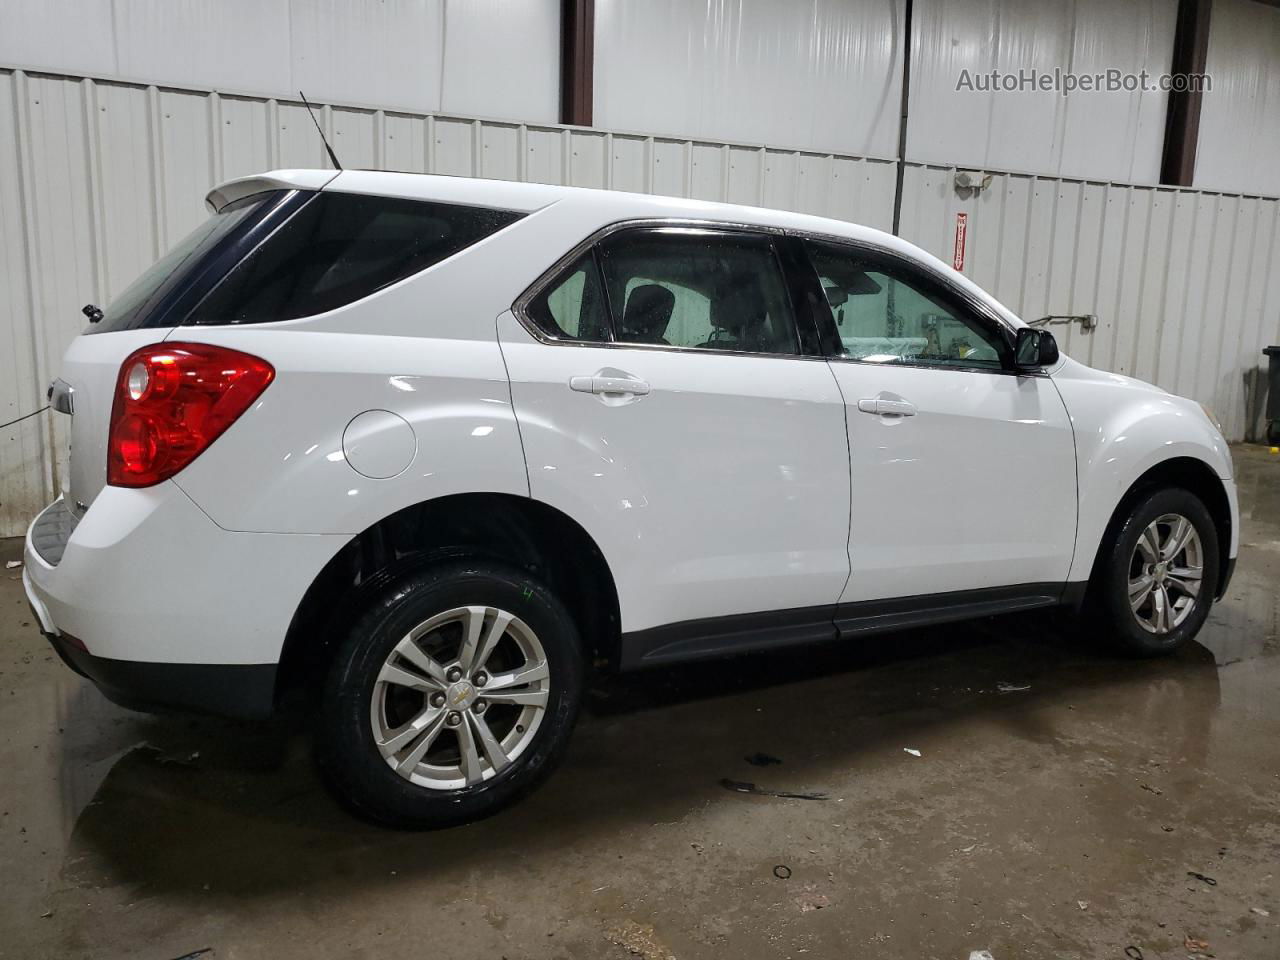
[
  {"left": 93, "top": 192, "right": 284, "bottom": 333},
  {"left": 598, "top": 231, "right": 798, "bottom": 354},
  {"left": 807, "top": 240, "right": 1005, "bottom": 369},
  {"left": 187, "top": 193, "right": 523, "bottom": 325},
  {"left": 525, "top": 252, "right": 611, "bottom": 341}
]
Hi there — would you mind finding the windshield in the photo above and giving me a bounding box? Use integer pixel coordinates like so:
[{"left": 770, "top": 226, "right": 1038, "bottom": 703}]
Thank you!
[{"left": 93, "top": 192, "right": 286, "bottom": 333}]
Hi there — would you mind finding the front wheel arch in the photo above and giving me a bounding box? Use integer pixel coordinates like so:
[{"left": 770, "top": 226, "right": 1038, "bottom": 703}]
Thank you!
[{"left": 1088, "top": 457, "right": 1232, "bottom": 601}]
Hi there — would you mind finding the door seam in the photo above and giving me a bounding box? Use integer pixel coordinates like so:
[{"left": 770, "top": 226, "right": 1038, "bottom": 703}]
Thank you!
[
  {"left": 824, "top": 359, "right": 855, "bottom": 608},
  {"left": 493, "top": 311, "right": 533, "bottom": 498}
]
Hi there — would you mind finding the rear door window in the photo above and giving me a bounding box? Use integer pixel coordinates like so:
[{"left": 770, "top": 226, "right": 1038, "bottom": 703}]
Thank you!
[
  {"left": 186, "top": 193, "right": 523, "bottom": 325},
  {"left": 597, "top": 229, "right": 799, "bottom": 354}
]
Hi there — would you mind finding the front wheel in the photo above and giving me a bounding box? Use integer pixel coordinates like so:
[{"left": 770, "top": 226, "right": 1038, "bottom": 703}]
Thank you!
[
  {"left": 1091, "top": 487, "right": 1220, "bottom": 656},
  {"left": 317, "top": 560, "right": 584, "bottom": 828}
]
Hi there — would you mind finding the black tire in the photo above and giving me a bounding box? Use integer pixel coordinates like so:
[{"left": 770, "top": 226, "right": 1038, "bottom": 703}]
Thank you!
[
  {"left": 317, "top": 559, "right": 584, "bottom": 828},
  {"left": 1090, "top": 486, "right": 1220, "bottom": 657}
]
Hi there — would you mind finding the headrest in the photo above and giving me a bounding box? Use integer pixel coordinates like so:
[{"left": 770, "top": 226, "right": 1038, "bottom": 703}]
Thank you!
[
  {"left": 710, "top": 279, "right": 764, "bottom": 334},
  {"left": 622, "top": 284, "right": 676, "bottom": 341}
]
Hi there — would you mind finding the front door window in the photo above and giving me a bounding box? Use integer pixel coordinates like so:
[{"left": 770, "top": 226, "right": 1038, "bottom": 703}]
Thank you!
[{"left": 806, "top": 239, "right": 1005, "bottom": 370}]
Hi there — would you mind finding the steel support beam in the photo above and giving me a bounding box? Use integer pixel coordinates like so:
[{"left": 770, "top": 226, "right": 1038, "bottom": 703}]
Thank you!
[
  {"left": 560, "top": 0, "right": 594, "bottom": 127},
  {"left": 891, "top": 0, "right": 914, "bottom": 235},
  {"left": 1160, "top": 0, "right": 1212, "bottom": 187}
]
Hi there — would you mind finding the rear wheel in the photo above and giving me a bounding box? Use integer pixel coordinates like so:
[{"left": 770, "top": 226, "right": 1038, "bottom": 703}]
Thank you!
[
  {"left": 318, "top": 560, "right": 584, "bottom": 828},
  {"left": 1091, "top": 487, "right": 1219, "bottom": 656}
]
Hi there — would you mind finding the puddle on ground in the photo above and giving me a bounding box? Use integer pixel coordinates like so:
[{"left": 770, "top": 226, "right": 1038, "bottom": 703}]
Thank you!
[{"left": 13, "top": 611, "right": 1268, "bottom": 901}]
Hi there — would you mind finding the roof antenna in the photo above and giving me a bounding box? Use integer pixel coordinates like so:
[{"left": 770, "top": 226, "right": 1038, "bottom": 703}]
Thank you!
[{"left": 299, "top": 90, "right": 342, "bottom": 170}]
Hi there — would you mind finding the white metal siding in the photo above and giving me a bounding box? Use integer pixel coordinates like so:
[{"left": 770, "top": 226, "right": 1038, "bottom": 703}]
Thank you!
[
  {"left": 0, "top": 0, "right": 562, "bottom": 123},
  {"left": 1195, "top": 0, "right": 1280, "bottom": 197},
  {"left": 1, "top": 68, "right": 1277, "bottom": 539},
  {"left": 594, "top": 0, "right": 906, "bottom": 159},
  {"left": 908, "top": 0, "right": 1176, "bottom": 184}
]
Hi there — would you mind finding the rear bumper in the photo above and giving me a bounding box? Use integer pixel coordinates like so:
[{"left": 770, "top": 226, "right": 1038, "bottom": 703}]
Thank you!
[
  {"left": 22, "top": 485, "right": 346, "bottom": 718},
  {"left": 42, "top": 630, "right": 277, "bottom": 718}
]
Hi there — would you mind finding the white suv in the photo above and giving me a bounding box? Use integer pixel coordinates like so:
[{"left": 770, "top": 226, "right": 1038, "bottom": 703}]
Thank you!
[{"left": 23, "top": 170, "right": 1238, "bottom": 827}]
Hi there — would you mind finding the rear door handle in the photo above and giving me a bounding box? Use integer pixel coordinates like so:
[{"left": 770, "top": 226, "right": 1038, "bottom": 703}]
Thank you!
[
  {"left": 856, "top": 398, "right": 916, "bottom": 417},
  {"left": 570, "top": 375, "right": 651, "bottom": 396}
]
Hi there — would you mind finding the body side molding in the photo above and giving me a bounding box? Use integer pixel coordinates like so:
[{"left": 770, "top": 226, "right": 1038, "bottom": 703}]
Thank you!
[{"left": 620, "top": 582, "right": 1070, "bottom": 669}]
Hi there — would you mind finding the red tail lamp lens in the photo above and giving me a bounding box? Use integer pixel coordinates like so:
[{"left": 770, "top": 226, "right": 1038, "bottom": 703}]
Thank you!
[{"left": 107, "top": 343, "right": 275, "bottom": 487}]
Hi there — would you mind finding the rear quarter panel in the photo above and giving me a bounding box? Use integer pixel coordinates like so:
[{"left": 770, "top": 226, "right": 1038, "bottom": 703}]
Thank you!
[{"left": 169, "top": 327, "right": 529, "bottom": 534}]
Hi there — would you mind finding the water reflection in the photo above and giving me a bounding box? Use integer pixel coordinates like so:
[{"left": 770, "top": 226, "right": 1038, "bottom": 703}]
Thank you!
[{"left": 42, "top": 610, "right": 1255, "bottom": 902}]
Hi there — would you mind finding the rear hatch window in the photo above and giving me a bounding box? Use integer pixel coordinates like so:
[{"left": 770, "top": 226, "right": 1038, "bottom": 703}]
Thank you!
[
  {"left": 91, "top": 190, "right": 297, "bottom": 333},
  {"left": 91, "top": 191, "right": 523, "bottom": 331},
  {"left": 187, "top": 193, "right": 522, "bottom": 325}
]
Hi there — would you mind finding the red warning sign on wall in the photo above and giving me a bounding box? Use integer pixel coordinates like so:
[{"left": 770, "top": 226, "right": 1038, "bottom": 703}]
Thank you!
[{"left": 953, "top": 212, "right": 968, "bottom": 272}]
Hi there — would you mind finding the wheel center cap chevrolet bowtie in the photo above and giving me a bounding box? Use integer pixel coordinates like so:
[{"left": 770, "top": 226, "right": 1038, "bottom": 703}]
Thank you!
[
  {"left": 447, "top": 680, "right": 478, "bottom": 710},
  {"left": 1154, "top": 561, "right": 1168, "bottom": 581}
]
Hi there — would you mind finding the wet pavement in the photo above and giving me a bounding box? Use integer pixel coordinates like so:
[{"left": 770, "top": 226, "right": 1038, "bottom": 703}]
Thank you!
[{"left": 1, "top": 446, "right": 1278, "bottom": 960}]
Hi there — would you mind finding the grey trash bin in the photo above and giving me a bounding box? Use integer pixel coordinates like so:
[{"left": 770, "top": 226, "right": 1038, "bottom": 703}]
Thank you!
[{"left": 1266, "top": 346, "right": 1280, "bottom": 445}]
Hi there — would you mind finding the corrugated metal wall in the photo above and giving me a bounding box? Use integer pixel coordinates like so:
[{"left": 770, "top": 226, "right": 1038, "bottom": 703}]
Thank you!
[
  {"left": 5, "top": 0, "right": 1278, "bottom": 199},
  {"left": 899, "top": 163, "right": 1280, "bottom": 446},
  {"left": 0, "top": 66, "right": 899, "bottom": 537},
  {"left": 2, "top": 66, "right": 1278, "bottom": 537}
]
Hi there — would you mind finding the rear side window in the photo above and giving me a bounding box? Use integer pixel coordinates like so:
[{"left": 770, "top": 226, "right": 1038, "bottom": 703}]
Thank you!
[
  {"left": 187, "top": 193, "right": 523, "bottom": 325},
  {"left": 524, "top": 252, "right": 611, "bottom": 341}
]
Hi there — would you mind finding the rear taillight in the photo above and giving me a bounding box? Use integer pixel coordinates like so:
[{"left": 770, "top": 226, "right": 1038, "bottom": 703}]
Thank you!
[{"left": 107, "top": 343, "right": 274, "bottom": 487}]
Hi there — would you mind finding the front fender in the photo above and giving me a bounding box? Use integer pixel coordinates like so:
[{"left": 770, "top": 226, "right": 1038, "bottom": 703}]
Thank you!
[{"left": 1055, "top": 363, "right": 1236, "bottom": 583}]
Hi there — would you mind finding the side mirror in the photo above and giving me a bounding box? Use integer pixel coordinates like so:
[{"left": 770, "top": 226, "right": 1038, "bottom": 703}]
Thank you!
[{"left": 1014, "top": 328, "right": 1059, "bottom": 371}]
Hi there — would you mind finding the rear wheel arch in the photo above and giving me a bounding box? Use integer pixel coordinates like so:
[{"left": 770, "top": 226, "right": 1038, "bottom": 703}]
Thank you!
[
  {"left": 1089, "top": 457, "right": 1232, "bottom": 598},
  {"left": 276, "top": 493, "right": 621, "bottom": 704}
]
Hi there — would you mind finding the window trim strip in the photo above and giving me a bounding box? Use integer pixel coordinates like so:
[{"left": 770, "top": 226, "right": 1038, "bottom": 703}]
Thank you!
[{"left": 510, "top": 217, "right": 1050, "bottom": 374}]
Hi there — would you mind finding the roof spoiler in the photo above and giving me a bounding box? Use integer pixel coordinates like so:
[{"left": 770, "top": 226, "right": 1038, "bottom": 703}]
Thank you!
[{"left": 204, "top": 170, "right": 340, "bottom": 213}]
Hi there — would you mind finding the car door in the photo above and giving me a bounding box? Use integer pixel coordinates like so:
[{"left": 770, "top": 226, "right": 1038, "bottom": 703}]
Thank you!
[
  {"left": 797, "top": 237, "right": 1077, "bottom": 612},
  {"left": 497, "top": 225, "right": 851, "bottom": 662}
]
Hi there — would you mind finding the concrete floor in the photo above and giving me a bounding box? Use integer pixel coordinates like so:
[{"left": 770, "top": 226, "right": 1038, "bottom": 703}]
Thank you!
[{"left": 1, "top": 447, "right": 1278, "bottom": 960}]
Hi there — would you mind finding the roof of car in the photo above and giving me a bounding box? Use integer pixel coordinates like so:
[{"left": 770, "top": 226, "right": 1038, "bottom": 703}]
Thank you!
[
  {"left": 207, "top": 169, "right": 1025, "bottom": 328},
  {"left": 208, "top": 168, "right": 895, "bottom": 248}
]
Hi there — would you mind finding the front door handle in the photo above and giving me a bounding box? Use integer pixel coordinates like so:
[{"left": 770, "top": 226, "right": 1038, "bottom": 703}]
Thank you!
[
  {"left": 857, "top": 398, "right": 917, "bottom": 417},
  {"left": 570, "top": 375, "right": 651, "bottom": 396}
]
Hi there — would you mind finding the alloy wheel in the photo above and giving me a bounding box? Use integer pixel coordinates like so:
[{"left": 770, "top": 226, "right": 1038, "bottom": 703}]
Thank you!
[
  {"left": 370, "top": 605, "right": 550, "bottom": 789},
  {"left": 1127, "top": 513, "right": 1204, "bottom": 635}
]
